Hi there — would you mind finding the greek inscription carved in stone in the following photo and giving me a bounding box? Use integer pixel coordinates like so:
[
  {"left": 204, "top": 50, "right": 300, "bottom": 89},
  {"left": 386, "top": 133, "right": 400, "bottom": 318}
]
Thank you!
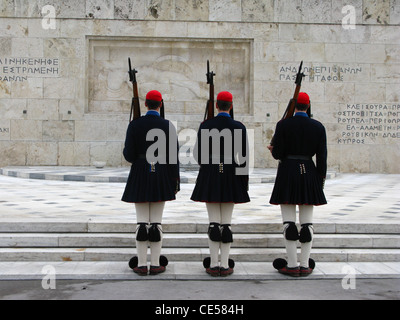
[
  {"left": 279, "top": 64, "right": 363, "bottom": 82},
  {"left": 0, "top": 57, "right": 59, "bottom": 82},
  {"left": 337, "top": 104, "right": 400, "bottom": 144}
]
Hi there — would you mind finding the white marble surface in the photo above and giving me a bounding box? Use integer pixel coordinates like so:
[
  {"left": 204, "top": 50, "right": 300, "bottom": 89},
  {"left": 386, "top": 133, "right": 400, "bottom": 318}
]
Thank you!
[
  {"left": 0, "top": 169, "right": 399, "bottom": 279},
  {"left": 0, "top": 261, "right": 398, "bottom": 281},
  {"left": 0, "top": 169, "right": 399, "bottom": 224}
]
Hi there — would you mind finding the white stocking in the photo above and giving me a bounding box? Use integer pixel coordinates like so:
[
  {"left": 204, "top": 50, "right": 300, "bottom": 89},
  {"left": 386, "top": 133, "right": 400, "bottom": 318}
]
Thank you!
[
  {"left": 220, "top": 203, "right": 234, "bottom": 269},
  {"left": 149, "top": 202, "right": 165, "bottom": 266},
  {"left": 135, "top": 202, "right": 165, "bottom": 267},
  {"left": 299, "top": 205, "right": 314, "bottom": 268},
  {"left": 135, "top": 203, "right": 150, "bottom": 267},
  {"left": 280, "top": 204, "right": 298, "bottom": 268},
  {"left": 206, "top": 203, "right": 234, "bottom": 268},
  {"left": 206, "top": 203, "right": 221, "bottom": 268}
]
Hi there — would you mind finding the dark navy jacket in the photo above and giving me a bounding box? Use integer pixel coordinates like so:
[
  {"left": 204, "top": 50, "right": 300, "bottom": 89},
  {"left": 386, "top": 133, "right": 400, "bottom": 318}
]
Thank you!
[
  {"left": 271, "top": 113, "right": 327, "bottom": 179},
  {"left": 191, "top": 113, "right": 250, "bottom": 203},
  {"left": 122, "top": 111, "right": 180, "bottom": 203}
]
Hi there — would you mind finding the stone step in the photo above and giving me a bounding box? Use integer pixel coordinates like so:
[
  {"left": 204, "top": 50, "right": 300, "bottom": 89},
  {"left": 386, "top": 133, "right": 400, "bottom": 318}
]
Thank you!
[
  {"left": 0, "top": 166, "right": 339, "bottom": 184},
  {"left": 1, "top": 220, "right": 398, "bottom": 263},
  {"left": 0, "top": 233, "right": 399, "bottom": 249},
  {"left": 0, "top": 221, "right": 399, "bottom": 234},
  {"left": 0, "top": 247, "right": 399, "bottom": 262},
  {"left": 1, "top": 261, "right": 400, "bottom": 281}
]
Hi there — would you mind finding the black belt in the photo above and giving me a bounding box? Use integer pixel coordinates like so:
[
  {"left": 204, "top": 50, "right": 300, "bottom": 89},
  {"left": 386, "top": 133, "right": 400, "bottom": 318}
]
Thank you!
[
  {"left": 209, "top": 156, "right": 233, "bottom": 164},
  {"left": 286, "top": 155, "right": 311, "bottom": 161},
  {"left": 137, "top": 154, "right": 157, "bottom": 173},
  {"left": 137, "top": 154, "right": 166, "bottom": 160}
]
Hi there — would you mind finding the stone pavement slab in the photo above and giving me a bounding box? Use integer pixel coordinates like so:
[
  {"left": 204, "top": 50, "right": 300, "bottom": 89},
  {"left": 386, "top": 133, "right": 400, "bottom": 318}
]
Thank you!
[
  {"left": 0, "top": 168, "right": 399, "bottom": 224},
  {"left": 0, "top": 261, "right": 399, "bottom": 281},
  {"left": 0, "top": 167, "right": 399, "bottom": 280},
  {"left": 0, "top": 166, "right": 338, "bottom": 183}
]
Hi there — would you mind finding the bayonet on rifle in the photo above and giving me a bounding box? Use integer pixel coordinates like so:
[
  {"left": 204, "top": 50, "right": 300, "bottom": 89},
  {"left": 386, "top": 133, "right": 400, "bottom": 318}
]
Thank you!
[
  {"left": 204, "top": 60, "right": 216, "bottom": 121},
  {"left": 270, "top": 61, "right": 306, "bottom": 147},
  {"left": 128, "top": 58, "right": 140, "bottom": 122},
  {"left": 281, "top": 60, "right": 306, "bottom": 120},
  {"left": 160, "top": 99, "right": 165, "bottom": 119}
]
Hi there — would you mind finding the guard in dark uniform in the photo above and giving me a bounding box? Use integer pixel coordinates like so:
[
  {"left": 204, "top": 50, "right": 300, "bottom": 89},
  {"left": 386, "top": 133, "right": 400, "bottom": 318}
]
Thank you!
[
  {"left": 191, "top": 91, "right": 250, "bottom": 277},
  {"left": 122, "top": 90, "right": 180, "bottom": 276},
  {"left": 269, "top": 92, "right": 327, "bottom": 277}
]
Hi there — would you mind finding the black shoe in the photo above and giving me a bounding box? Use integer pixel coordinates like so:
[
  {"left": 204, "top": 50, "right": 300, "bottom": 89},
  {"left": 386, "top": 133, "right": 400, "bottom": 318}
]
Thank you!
[
  {"left": 149, "top": 265, "right": 166, "bottom": 275},
  {"left": 206, "top": 266, "right": 220, "bottom": 277},
  {"left": 278, "top": 266, "right": 300, "bottom": 277},
  {"left": 133, "top": 266, "right": 148, "bottom": 276},
  {"left": 299, "top": 266, "right": 313, "bottom": 277},
  {"left": 220, "top": 267, "right": 234, "bottom": 277}
]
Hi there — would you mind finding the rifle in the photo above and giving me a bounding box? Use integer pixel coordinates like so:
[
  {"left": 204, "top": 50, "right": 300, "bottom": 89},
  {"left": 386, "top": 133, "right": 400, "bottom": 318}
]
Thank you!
[
  {"left": 204, "top": 60, "right": 215, "bottom": 121},
  {"left": 160, "top": 99, "right": 165, "bottom": 119},
  {"left": 270, "top": 61, "right": 306, "bottom": 147},
  {"left": 281, "top": 60, "right": 306, "bottom": 120},
  {"left": 128, "top": 58, "right": 140, "bottom": 122},
  {"left": 229, "top": 104, "right": 234, "bottom": 119}
]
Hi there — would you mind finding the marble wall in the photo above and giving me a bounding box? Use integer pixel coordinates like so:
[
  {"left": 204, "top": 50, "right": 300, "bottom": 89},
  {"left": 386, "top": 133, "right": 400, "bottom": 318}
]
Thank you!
[{"left": 0, "top": 0, "right": 399, "bottom": 173}]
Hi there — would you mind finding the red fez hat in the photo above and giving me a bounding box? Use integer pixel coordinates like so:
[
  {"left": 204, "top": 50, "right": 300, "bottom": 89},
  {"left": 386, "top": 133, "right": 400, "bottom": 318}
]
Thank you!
[
  {"left": 297, "top": 92, "right": 310, "bottom": 105},
  {"left": 217, "top": 91, "right": 233, "bottom": 102},
  {"left": 146, "top": 90, "right": 162, "bottom": 102}
]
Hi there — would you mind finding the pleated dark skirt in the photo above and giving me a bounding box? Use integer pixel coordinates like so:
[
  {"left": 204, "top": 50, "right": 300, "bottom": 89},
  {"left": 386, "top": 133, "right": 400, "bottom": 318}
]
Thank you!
[
  {"left": 270, "top": 159, "right": 327, "bottom": 206},
  {"left": 122, "top": 159, "right": 177, "bottom": 203},
  {"left": 191, "top": 164, "right": 250, "bottom": 204}
]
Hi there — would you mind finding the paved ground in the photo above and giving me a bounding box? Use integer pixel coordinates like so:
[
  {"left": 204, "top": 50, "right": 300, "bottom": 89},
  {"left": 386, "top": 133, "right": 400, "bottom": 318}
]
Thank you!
[
  {"left": 1, "top": 279, "right": 399, "bottom": 300},
  {"left": 0, "top": 167, "right": 399, "bottom": 225},
  {"left": 0, "top": 167, "right": 399, "bottom": 300}
]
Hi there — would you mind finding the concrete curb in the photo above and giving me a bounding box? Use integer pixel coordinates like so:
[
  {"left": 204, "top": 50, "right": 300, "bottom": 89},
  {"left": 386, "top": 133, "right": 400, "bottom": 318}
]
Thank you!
[{"left": 0, "top": 261, "right": 399, "bottom": 281}]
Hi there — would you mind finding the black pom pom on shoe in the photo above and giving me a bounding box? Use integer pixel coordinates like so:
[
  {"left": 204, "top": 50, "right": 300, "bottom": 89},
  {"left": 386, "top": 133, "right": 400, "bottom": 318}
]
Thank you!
[
  {"left": 128, "top": 256, "right": 138, "bottom": 270},
  {"left": 203, "top": 257, "right": 211, "bottom": 269},
  {"left": 273, "top": 258, "right": 288, "bottom": 270},
  {"left": 309, "top": 258, "right": 316, "bottom": 269},
  {"left": 159, "top": 255, "right": 169, "bottom": 267}
]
